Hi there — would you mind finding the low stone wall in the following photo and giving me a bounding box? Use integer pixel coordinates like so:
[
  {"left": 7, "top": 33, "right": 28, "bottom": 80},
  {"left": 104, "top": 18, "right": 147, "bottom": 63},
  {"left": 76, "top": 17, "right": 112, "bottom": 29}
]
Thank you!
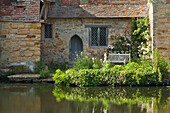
[{"left": 0, "top": 22, "right": 41, "bottom": 71}]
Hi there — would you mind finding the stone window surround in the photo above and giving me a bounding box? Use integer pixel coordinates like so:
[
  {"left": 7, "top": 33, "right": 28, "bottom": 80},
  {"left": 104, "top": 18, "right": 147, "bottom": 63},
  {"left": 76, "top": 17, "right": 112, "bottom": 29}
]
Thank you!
[
  {"left": 85, "top": 25, "right": 111, "bottom": 48},
  {"left": 41, "top": 23, "right": 55, "bottom": 40}
]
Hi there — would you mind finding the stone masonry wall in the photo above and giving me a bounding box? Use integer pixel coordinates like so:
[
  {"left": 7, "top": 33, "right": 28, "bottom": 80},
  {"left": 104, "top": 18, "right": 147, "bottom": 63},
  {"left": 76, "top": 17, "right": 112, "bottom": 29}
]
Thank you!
[
  {"left": 153, "top": 0, "right": 170, "bottom": 61},
  {"left": 0, "top": 0, "right": 40, "bottom": 22},
  {"left": 41, "top": 18, "right": 132, "bottom": 64},
  {"left": 0, "top": 22, "right": 41, "bottom": 71}
]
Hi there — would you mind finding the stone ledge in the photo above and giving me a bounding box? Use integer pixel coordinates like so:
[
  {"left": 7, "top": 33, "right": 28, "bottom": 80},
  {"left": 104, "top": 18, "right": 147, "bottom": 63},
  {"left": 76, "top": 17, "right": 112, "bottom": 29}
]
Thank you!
[{"left": 7, "top": 74, "right": 54, "bottom": 83}]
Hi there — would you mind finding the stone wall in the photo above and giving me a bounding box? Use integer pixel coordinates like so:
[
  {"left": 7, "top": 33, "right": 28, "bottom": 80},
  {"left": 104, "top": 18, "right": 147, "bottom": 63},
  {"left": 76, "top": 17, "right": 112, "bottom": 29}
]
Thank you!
[
  {"left": 152, "top": 0, "right": 170, "bottom": 61},
  {"left": 41, "top": 18, "right": 132, "bottom": 63},
  {"left": 0, "top": 0, "right": 40, "bottom": 22},
  {"left": 0, "top": 22, "right": 41, "bottom": 71}
]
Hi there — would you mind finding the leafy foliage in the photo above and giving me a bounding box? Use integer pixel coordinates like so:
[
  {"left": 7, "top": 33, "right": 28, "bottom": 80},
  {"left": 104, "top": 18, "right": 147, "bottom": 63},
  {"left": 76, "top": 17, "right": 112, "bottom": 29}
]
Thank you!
[
  {"left": 53, "top": 50, "right": 169, "bottom": 87},
  {"left": 73, "top": 52, "right": 110, "bottom": 70},
  {"left": 40, "top": 70, "right": 50, "bottom": 79},
  {"left": 53, "top": 86, "right": 170, "bottom": 112},
  {"left": 131, "top": 17, "right": 151, "bottom": 58},
  {"left": 11, "top": 65, "right": 32, "bottom": 74},
  {"left": 107, "top": 36, "right": 131, "bottom": 54},
  {"left": 153, "top": 49, "right": 169, "bottom": 81},
  {"left": 34, "top": 58, "right": 46, "bottom": 74},
  {"left": 108, "top": 17, "right": 151, "bottom": 60},
  {"left": 73, "top": 52, "right": 93, "bottom": 70},
  {"left": 48, "top": 59, "right": 68, "bottom": 72}
]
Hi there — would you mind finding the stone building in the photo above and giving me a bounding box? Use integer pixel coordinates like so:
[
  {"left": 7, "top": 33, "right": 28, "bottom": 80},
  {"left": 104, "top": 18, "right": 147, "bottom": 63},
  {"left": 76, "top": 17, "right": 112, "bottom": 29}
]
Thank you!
[{"left": 0, "top": 0, "right": 169, "bottom": 71}]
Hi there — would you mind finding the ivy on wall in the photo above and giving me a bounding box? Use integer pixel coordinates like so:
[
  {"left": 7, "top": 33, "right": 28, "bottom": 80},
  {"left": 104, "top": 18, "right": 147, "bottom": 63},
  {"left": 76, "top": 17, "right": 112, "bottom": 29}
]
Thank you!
[
  {"left": 131, "top": 17, "right": 151, "bottom": 58},
  {"left": 108, "top": 17, "right": 151, "bottom": 60}
]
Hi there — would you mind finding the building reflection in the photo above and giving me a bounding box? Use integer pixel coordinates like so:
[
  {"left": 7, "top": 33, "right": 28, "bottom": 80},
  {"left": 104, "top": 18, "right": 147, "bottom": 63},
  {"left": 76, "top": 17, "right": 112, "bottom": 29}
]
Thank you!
[{"left": 0, "top": 85, "right": 169, "bottom": 113}]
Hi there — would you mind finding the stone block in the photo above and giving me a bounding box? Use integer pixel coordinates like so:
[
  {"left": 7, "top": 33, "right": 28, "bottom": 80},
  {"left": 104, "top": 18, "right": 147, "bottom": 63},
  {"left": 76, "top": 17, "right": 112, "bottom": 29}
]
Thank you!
[
  {"left": 2, "top": 29, "right": 10, "bottom": 34},
  {"left": 18, "top": 23, "right": 25, "bottom": 29},
  {"left": 26, "top": 42, "right": 35, "bottom": 46},
  {"left": 1, "top": 51, "right": 10, "bottom": 58},
  {"left": 24, "top": 52, "right": 33, "bottom": 57},
  {"left": 32, "top": 23, "right": 41, "bottom": 29},
  {"left": 18, "top": 29, "right": 29, "bottom": 35},
  {"left": 10, "top": 29, "right": 18, "bottom": 34},
  {"left": 24, "top": 23, "right": 32, "bottom": 29},
  {"left": 11, "top": 23, "right": 18, "bottom": 29},
  {"left": 34, "top": 51, "right": 41, "bottom": 56},
  {"left": 30, "top": 29, "right": 41, "bottom": 34},
  {"left": 2, "top": 23, "right": 11, "bottom": 29},
  {"left": 20, "top": 42, "right": 27, "bottom": 46}
]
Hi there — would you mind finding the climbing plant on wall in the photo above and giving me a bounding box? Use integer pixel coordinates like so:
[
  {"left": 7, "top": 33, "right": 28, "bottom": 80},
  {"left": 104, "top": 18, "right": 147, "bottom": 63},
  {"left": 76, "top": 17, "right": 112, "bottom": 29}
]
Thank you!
[
  {"left": 131, "top": 17, "right": 151, "bottom": 59},
  {"left": 107, "top": 17, "right": 151, "bottom": 60}
]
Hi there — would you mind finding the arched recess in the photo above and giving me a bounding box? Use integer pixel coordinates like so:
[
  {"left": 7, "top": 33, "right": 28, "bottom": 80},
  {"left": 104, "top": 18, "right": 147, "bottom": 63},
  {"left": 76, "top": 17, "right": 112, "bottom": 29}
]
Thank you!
[{"left": 69, "top": 35, "right": 83, "bottom": 61}]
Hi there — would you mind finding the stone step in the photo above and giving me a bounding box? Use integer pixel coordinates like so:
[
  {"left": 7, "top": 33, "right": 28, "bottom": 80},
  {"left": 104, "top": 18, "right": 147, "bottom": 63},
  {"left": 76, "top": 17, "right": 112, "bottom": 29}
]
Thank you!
[{"left": 7, "top": 74, "right": 54, "bottom": 83}]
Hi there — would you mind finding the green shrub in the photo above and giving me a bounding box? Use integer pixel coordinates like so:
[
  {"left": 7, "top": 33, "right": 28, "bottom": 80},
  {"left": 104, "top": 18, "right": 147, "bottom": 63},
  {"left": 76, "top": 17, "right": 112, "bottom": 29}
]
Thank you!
[
  {"left": 73, "top": 52, "right": 110, "bottom": 70},
  {"left": 48, "top": 59, "right": 69, "bottom": 72},
  {"left": 4, "top": 70, "right": 15, "bottom": 76},
  {"left": 73, "top": 53, "right": 93, "bottom": 70},
  {"left": 34, "top": 59, "right": 46, "bottom": 74},
  {"left": 52, "top": 69, "right": 70, "bottom": 86},
  {"left": 40, "top": 70, "right": 50, "bottom": 79},
  {"left": 153, "top": 49, "right": 169, "bottom": 81},
  {"left": 53, "top": 50, "right": 169, "bottom": 87},
  {"left": 92, "top": 57, "right": 103, "bottom": 69},
  {"left": 53, "top": 66, "right": 125, "bottom": 87},
  {"left": 11, "top": 65, "right": 32, "bottom": 74}
]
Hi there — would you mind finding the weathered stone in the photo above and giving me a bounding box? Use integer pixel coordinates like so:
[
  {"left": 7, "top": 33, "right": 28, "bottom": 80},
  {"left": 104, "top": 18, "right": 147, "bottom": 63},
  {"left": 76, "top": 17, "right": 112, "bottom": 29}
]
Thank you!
[
  {"left": 18, "top": 29, "right": 29, "bottom": 35},
  {"left": 18, "top": 23, "right": 25, "bottom": 29},
  {"left": 24, "top": 52, "right": 34, "bottom": 57},
  {"left": 30, "top": 29, "right": 41, "bottom": 34},
  {"left": 2, "top": 29, "right": 10, "bottom": 34},
  {"left": 27, "top": 35, "right": 36, "bottom": 38},
  {"left": 10, "top": 29, "right": 17, "bottom": 34},
  {"left": 32, "top": 23, "right": 41, "bottom": 29},
  {"left": 1, "top": 51, "right": 10, "bottom": 58},
  {"left": 24, "top": 23, "right": 32, "bottom": 29},
  {"left": 11, "top": 23, "right": 18, "bottom": 29},
  {"left": 34, "top": 51, "right": 41, "bottom": 56}
]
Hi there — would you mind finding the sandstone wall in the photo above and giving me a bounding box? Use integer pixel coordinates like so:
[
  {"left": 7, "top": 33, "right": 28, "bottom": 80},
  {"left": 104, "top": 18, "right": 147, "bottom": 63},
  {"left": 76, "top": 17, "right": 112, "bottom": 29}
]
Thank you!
[
  {"left": 41, "top": 18, "right": 132, "bottom": 63},
  {"left": 152, "top": 0, "right": 170, "bottom": 61},
  {"left": 0, "top": 22, "right": 41, "bottom": 71}
]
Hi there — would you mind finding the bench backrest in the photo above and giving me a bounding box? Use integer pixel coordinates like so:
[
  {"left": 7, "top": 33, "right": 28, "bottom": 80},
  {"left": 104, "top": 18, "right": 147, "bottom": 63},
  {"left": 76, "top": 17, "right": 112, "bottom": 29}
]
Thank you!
[{"left": 108, "top": 54, "right": 130, "bottom": 63}]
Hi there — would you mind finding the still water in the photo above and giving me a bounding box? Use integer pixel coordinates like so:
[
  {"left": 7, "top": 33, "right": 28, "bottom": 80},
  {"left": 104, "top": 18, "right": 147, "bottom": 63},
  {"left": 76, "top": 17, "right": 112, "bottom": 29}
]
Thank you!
[{"left": 0, "top": 83, "right": 169, "bottom": 113}]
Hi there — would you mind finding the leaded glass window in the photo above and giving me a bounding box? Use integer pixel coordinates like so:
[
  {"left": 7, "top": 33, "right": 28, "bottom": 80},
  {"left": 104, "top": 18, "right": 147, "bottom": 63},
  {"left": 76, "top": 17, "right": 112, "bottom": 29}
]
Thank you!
[
  {"left": 90, "top": 27, "right": 107, "bottom": 47},
  {"left": 45, "top": 24, "right": 52, "bottom": 39}
]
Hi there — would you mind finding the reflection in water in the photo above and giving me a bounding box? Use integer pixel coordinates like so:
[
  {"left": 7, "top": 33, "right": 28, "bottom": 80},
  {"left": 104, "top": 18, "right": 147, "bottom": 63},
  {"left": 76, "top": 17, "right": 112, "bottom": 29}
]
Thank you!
[
  {"left": 53, "top": 86, "right": 170, "bottom": 113},
  {"left": 0, "top": 84, "right": 169, "bottom": 113}
]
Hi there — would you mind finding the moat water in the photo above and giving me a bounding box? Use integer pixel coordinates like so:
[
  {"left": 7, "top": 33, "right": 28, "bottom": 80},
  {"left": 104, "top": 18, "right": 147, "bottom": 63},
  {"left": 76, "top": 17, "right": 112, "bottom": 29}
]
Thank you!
[{"left": 0, "top": 83, "right": 169, "bottom": 113}]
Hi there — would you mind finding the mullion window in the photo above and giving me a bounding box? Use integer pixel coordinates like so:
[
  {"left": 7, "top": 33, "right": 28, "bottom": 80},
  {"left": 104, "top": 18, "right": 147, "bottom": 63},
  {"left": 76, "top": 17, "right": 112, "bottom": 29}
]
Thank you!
[{"left": 90, "top": 27, "right": 107, "bottom": 47}]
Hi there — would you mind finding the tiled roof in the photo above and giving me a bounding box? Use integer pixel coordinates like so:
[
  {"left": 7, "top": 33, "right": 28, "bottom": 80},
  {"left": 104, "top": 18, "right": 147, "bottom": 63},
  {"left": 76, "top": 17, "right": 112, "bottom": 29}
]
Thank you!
[{"left": 48, "top": 3, "right": 149, "bottom": 18}]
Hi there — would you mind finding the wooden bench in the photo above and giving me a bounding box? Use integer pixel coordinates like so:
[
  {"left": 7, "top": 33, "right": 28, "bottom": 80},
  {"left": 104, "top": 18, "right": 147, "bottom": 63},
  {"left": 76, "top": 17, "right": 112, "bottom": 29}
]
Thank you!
[{"left": 108, "top": 53, "right": 131, "bottom": 65}]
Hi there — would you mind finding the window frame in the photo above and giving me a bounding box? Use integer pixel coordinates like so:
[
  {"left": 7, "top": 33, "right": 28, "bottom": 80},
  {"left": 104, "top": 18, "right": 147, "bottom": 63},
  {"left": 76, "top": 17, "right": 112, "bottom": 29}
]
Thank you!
[
  {"left": 42, "top": 23, "right": 54, "bottom": 40},
  {"left": 89, "top": 27, "right": 108, "bottom": 48}
]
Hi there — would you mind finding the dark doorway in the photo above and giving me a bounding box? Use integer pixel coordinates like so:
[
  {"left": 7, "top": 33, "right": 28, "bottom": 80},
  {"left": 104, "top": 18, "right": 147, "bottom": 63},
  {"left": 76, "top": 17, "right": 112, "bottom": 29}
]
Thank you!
[{"left": 69, "top": 35, "right": 83, "bottom": 61}]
